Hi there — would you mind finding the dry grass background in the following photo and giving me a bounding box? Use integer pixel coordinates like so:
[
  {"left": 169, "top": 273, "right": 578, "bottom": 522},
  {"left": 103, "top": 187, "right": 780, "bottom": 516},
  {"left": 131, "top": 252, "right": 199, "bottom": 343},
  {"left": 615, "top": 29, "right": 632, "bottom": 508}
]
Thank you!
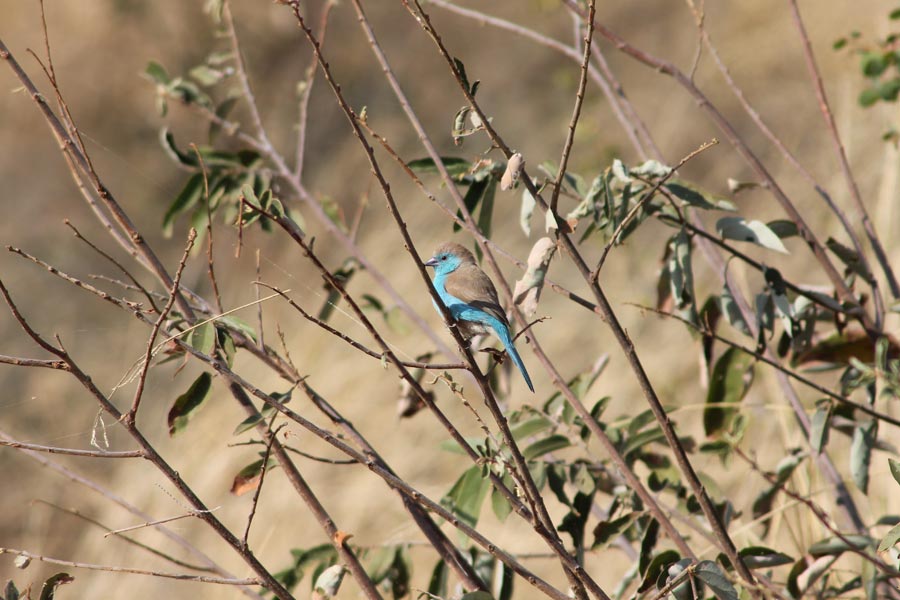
[{"left": 1, "top": 0, "right": 898, "bottom": 597}]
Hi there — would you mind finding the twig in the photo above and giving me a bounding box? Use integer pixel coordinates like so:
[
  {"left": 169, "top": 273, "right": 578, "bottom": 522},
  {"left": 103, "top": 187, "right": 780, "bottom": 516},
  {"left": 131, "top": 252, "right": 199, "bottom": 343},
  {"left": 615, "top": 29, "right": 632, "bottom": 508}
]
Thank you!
[
  {"left": 192, "top": 143, "right": 224, "bottom": 314},
  {"left": 105, "top": 508, "right": 221, "bottom": 538},
  {"left": 295, "top": 0, "right": 336, "bottom": 180},
  {"left": 548, "top": 0, "right": 595, "bottom": 218},
  {"left": 128, "top": 228, "right": 197, "bottom": 419},
  {"left": 0, "top": 548, "right": 259, "bottom": 585},
  {"left": 0, "top": 355, "right": 68, "bottom": 370},
  {"left": 64, "top": 220, "right": 161, "bottom": 314},
  {"left": 254, "top": 282, "right": 467, "bottom": 370},
  {"left": 255, "top": 249, "right": 265, "bottom": 351},
  {"left": 241, "top": 420, "right": 281, "bottom": 548},
  {"left": 0, "top": 439, "right": 143, "bottom": 458}
]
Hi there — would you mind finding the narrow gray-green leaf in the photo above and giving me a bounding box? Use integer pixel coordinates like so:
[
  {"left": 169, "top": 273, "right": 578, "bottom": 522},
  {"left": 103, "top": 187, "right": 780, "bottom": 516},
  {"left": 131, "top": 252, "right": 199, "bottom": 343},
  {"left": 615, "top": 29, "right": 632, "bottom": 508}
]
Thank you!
[
  {"left": 520, "top": 185, "right": 536, "bottom": 236},
  {"left": 162, "top": 173, "right": 204, "bottom": 237},
  {"left": 878, "top": 522, "right": 900, "bottom": 552},
  {"left": 407, "top": 156, "right": 470, "bottom": 178},
  {"left": 889, "top": 457, "right": 900, "bottom": 486},
  {"left": 187, "top": 322, "right": 216, "bottom": 355},
  {"left": 716, "top": 216, "right": 788, "bottom": 253},
  {"left": 167, "top": 372, "right": 213, "bottom": 436},
  {"left": 808, "top": 534, "right": 871, "bottom": 557},
  {"left": 739, "top": 546, "right": 794, "bottom": 569},
  {"left": 523, "top": 434, "right": 571, "bottom": 460},
  {"left": 704, "top": 347, "right": 755, "bottom": 437},
  {"left": 218, "top": 315, "right": 258, "bottom": 343},
  {"left": 443, "top": 466, "right": 490, "bottom": 528},
  {"left": 695, "top": 560, "right": 738, "bottom": 600},
  {"left": 850, "top": 419, "right": 877, "bottom": 493},
  {"left": 809, "top": 402, "right": 832, "bottom": 454}
]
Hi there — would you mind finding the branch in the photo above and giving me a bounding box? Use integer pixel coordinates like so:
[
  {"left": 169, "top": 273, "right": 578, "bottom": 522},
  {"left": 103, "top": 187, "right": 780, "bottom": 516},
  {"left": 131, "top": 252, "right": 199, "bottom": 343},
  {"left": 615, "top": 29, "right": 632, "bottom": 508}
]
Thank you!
[
  {"left": 0, "top": 548, "right": 260, "bottom": 585},
  {"left": 548, "top": 0, "right": 595, "bottom": 218},
  {"left": 0, "top": 439, "right": 144, "bottom": 458}
]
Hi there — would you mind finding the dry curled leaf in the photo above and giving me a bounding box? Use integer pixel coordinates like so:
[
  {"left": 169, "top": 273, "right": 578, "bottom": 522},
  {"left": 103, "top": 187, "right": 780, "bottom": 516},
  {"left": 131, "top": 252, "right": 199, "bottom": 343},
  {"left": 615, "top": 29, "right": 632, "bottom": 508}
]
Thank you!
[
  {"left": 501, "top": 152, "right": 524, "bottom": 191},
  {"left": 513, "top": 237, "right": 557, "bottom": 317}
]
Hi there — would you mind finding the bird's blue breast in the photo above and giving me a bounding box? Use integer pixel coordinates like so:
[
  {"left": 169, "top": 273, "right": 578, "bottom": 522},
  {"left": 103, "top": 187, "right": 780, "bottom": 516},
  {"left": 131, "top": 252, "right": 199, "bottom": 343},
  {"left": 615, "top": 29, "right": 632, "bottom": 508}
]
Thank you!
[{"left": 432, "top": 272, "right": 499, "bottom": 335}]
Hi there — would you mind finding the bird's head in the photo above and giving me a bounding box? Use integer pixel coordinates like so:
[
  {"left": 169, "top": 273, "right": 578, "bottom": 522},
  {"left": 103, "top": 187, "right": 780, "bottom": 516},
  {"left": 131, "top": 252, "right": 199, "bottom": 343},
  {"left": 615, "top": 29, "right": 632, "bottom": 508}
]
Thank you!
[{"left": 424, "top": 242, "right": 475, "bottom": 275}]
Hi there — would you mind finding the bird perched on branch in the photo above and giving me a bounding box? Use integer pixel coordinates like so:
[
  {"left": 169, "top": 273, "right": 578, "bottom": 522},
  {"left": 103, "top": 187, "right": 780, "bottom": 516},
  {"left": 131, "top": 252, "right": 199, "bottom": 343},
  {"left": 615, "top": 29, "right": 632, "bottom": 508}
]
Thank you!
[{"left": 425, "top": 242, "right": 534, "bottom": 392}]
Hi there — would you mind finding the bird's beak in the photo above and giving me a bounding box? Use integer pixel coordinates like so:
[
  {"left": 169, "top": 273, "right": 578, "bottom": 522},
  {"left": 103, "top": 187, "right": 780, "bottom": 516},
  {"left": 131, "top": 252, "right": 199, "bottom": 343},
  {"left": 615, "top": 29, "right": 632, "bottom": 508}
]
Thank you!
[{"left": 424, "top": 257, "right": 438, "bottom": 268}]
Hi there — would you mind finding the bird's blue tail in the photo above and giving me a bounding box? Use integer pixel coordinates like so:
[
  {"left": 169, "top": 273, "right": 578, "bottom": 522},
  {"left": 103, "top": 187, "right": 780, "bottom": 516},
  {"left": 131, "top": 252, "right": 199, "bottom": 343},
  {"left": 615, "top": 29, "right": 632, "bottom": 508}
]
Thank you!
[{"left": 494, "top": 325, "right": 534, "bottom": 393}]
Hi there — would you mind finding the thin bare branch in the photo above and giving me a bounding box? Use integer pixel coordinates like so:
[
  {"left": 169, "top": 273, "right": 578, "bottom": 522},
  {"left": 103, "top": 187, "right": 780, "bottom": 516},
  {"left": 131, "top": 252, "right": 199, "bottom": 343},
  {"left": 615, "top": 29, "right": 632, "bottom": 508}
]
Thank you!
[
  {"left": 0, "top": 439, "right": 143, "bottom": 458},
  {"left": 0, "top": 548, "right": 260, "bottom": 585},
  {"left": 548, "top": 0, "right": 595, "bottom": 218}
]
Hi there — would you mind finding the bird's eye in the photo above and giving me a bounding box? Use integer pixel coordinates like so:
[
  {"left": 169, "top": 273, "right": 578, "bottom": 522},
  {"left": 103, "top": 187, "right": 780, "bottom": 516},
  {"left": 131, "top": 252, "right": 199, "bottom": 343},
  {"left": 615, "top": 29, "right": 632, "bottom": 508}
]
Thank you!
[{"left": 440, "top": 255, "right": 446, "bottom": 261}]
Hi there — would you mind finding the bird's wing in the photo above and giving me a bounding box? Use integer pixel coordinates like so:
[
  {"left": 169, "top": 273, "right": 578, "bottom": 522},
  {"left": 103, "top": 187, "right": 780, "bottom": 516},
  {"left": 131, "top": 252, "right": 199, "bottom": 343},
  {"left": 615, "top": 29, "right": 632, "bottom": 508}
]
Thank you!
[{"left": 444, "top": 264, "right": 509, "bottom": 325}]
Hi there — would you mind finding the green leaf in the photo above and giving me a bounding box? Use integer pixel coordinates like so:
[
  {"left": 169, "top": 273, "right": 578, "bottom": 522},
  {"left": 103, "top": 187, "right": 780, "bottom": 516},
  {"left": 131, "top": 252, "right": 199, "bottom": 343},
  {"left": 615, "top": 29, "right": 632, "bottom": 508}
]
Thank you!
[
  {"left": 878, "top": 522, "right": 900, "bottom": 552},
  {"left": 739, "top": 546, "right": 794, "bottom": 569},
  {"left": 510, "top": 416, "right": 554, "bottom": 440},
  {"left": 4, "top": 581, "right": 20, "bottom": 600},
  {"left": 454, "top": 177, "right": 488, "bottom": 232},
  {"left": 874, "top": 521, "right": 900, "bottom": 558},
  {"left": 890, "top": 458, "right": 900, "bottom": 486},
  {"left": 476, "top": 178, "right": 496, "bottom": 238},
  {"left": 442, "top": 466, "right": 490, "bottom": 528},
  {"left": 879, "top": 77, "right": 900, "bottom": 101},
  {"left": 850, "top": 419, "right": 877, "bottom": 492},
  {"left": 704, "top": 347, "right": 755, "bottom": 437},
  {"left": 716, "top": 216, "right": 788, "bottom": 253},
  {"left": 217, "top": 315, "right": 258, "bottom": 343},
  {"left": 453, "top": 57, "right": 471, "bottom": 93},
  {"left": 667, "top": 230, "right": 697, "bottom": 316},
  {"left": 859, "top": 87, "right": 882, "bottom": 107},
  {"left": 767, "top": 219, "right": 799, "bottom": 239},
  {"left": 159, "top": 127, "right": 199, "bottom": 167},
  {"left": 861, "top": 51, "right": 889, "bottom": 78},
  {"left": 145, "top": 61, "right": 170, "bottom": 84},
  {"left": 523, "top": 434, "right": 571, "bottom": 460},
  {"left": 809, "top": 401, "right": 832, "bottom": 454},
  {"left": 167, "top": 372, "right": 213, "bottom": 436},
  {"left": 162, "top": 173, "right": 205, "bottom": 237},
  {"left": 696, "top": 560, "right": 738, "bottom": 600},
  {"left": 808, "top": 534, "right": 871, "bottom": 557},
  {"left": 428, "top": 559, "right": 447, "bottom": 598},
  {"left": 827, "top": 237, "right": 874, "bottom": 281},
  {"left": 638, "top": 550, "right": 679, "bottom": 592},
  {"left": 364, "top": 547, "right": 396, "bottom": 583},
  {"left": 407, "top": 156, "right": 470, "bottom": 178},
  {"left": 38, "top": 574, "right": 74, "bottom": 600},
  {"left": 187, "top": 322, "right": 216, "bottom": 355},
  {"left": 491, "top": 482, "right": 513, "bottom": 523},
  {"left": 460, "top": 593, "right": 493, "bottom": 600},
  {"left": 720, "top": 284, "right": 750, "bottom": 336},
  {"left": 591, "top": 511, "right": 639, "bottom": 550}
]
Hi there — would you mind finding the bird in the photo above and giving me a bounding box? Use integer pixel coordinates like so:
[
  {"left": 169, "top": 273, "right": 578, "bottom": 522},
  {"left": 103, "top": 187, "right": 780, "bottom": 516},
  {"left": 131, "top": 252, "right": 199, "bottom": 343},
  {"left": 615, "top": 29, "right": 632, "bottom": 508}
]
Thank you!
[{"left": 424, "top": 242, "right": 534, "bottom": 392}]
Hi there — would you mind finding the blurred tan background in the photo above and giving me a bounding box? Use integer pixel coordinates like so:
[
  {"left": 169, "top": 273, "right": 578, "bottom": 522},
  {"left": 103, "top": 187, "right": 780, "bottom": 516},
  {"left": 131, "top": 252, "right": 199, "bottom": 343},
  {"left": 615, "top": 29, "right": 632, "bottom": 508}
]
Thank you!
[{"left": 1, "top": 0, "right": 898, "bottom": 597}]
